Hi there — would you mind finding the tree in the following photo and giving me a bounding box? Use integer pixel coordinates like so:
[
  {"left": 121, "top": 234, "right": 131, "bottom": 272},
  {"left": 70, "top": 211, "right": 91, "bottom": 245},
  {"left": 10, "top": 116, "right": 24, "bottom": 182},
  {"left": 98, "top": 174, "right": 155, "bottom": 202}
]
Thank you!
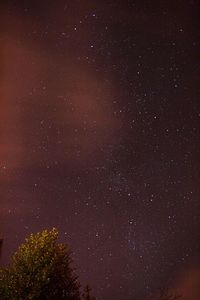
[
  {"left": 155, "top": 288, "right": 181, "bottom": 300},
  {"left": 0, "top": 228, "right": 80, "bottom": 300},
  {"left": 82, "top": 285, "right": 96, "bottom": 300}
]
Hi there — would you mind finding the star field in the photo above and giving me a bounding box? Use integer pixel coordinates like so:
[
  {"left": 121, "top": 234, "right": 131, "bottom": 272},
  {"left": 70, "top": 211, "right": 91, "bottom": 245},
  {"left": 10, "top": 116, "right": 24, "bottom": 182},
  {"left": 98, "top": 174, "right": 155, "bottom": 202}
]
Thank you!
[{"left": 0, "top": 1, "right": 200, "bottom": 300}]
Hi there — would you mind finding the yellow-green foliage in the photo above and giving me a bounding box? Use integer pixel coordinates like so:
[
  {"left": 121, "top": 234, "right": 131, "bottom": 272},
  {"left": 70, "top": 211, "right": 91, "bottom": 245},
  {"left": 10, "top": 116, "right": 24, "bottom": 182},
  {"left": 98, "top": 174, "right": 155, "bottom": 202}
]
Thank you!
[{"left": 0, "top": 228, "right": 80, "bottom": 300}]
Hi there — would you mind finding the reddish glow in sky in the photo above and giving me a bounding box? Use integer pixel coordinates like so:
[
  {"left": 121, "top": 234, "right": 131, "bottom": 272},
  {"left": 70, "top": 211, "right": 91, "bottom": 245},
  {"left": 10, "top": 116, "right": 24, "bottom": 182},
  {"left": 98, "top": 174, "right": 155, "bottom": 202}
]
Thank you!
[{"left": 0, "top": 1, "right": 199, "bottom": 300}]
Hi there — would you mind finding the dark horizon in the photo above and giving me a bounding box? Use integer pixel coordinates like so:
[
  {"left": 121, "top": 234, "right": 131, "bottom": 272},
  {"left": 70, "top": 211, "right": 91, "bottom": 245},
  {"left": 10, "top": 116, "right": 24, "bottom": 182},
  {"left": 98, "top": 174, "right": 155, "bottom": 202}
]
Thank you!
[{"left": 0, "top": 1, "right": 199, "bottom": 299}]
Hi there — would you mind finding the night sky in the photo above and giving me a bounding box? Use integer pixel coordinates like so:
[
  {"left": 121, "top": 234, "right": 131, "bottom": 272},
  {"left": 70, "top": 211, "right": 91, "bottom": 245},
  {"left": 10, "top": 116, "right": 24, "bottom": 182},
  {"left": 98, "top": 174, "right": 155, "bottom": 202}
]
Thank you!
[{"left": 0, "top": 1, "right": 200, "bottom": 300}]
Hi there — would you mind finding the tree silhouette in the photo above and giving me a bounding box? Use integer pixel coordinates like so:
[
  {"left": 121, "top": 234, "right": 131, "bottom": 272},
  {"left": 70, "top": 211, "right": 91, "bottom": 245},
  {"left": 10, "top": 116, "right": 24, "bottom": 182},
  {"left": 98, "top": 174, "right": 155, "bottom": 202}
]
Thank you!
[
  {"left": 155, "top": 288, "right": 182, "bottom": 300},
  {"left": 82, "top": 284, "right": 96, "bottom": 300}
]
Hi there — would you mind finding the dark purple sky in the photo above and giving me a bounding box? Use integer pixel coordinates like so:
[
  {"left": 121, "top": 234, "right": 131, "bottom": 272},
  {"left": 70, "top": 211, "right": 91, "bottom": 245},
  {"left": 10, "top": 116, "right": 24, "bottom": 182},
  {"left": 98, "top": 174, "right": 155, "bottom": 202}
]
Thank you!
[{"left": 0, "top": 1, "right": 200, "bottom": 299}]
